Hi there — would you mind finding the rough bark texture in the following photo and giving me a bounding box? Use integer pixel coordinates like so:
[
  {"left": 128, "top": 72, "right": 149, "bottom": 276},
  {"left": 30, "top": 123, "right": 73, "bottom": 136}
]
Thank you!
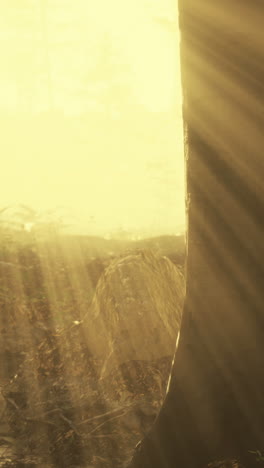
[{"left": 128, "top": 1, "right": 264, "bottom": 467}]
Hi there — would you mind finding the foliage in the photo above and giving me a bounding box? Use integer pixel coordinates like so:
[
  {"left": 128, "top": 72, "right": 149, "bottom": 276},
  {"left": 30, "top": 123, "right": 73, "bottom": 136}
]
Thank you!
[
  {"left": 0, "top": 229, "right": 185, "bottom": 466},
  {"left": 248, "top": 450, "right": 264, "bottom": 464}
]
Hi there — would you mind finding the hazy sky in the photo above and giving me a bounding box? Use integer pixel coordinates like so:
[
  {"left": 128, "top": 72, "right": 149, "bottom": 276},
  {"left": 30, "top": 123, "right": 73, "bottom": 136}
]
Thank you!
[{"left": 1, "top": 0, "right": 185, "bottom": 236}]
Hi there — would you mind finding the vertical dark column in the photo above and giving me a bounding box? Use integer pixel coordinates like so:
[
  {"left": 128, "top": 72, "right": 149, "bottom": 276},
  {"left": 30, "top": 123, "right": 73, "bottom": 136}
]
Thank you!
[
  {"left": 128, "top": 1, "right": 264, "bottom": 467},
  {"left": 40, "top": 0, "right": 54, "bottom": 111}
]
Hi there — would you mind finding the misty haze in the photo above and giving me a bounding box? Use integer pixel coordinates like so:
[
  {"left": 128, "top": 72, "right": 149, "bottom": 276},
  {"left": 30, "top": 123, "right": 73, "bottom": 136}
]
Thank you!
[
  {"left": 1, "top": 1, "right": 262, "bottom": 467},
  {"left": 0, "top": 1, "right": 186, "bottom": 466},
  {"left": 1, "top": 0, "right": 185, "bottom": 238}
]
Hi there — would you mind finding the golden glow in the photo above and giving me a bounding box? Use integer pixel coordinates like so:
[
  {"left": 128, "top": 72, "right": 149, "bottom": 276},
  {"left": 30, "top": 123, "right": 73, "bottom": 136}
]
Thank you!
[{"left": 0, "top": 0, "right": 184, "bottom": 236}]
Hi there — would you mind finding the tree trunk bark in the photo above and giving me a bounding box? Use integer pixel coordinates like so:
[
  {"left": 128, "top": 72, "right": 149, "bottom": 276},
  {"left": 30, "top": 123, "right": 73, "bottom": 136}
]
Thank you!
[{"left": 128, "top": 1, "right": 264, "bottom": 467}]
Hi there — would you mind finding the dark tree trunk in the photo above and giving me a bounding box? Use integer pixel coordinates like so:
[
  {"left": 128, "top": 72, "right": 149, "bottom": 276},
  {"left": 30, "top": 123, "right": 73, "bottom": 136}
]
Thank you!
[{"left": 128, "top": 1, "right": 264, "bottom": 467}]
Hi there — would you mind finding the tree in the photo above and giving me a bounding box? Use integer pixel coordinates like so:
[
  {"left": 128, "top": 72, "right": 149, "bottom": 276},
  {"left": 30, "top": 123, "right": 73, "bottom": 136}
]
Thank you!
[
  {"left": 0, "top": 0, "right": 54, "bottom": 113},
  {"left": 84, "top": 32, "right": 133, "bottom": 117},
  {"left": 0, "top": 204, "right": 71, "bottom": 239},
  {"left": 127, "top": 0, "right": 264, "bottom": 467},
  {"left": 0, "top": 1, "right": 135, "bottom": 116},
  {"left": 0, "top": 1, "right": 36, "bottom": 112}
]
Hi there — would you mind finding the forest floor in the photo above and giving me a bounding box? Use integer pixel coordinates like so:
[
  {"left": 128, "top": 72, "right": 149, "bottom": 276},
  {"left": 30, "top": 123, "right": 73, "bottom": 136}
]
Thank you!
[
  {"left": 0, "top": 233, "right": 183, "bottom": 467},
  {"left": 1, "top": 232, "right": 259, "bottom": 468}
]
